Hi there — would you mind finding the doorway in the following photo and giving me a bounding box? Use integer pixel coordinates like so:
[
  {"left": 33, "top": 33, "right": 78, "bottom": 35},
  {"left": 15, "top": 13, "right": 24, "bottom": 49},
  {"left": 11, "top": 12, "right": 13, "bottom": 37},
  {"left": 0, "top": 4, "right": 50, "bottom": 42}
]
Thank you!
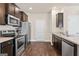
[{"left": 35, "top": 20, "right": 46, "bottom": 41}]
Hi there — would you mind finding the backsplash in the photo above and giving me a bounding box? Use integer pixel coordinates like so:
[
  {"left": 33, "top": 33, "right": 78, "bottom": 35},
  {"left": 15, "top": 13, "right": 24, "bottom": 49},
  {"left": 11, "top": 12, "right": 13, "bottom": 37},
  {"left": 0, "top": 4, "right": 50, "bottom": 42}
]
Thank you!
[
  {"left": 0, "top": 25, "right": 16, "bottom": 37},
  {"left": 0, "top": 25, "right": 16, "bottom": 31}
]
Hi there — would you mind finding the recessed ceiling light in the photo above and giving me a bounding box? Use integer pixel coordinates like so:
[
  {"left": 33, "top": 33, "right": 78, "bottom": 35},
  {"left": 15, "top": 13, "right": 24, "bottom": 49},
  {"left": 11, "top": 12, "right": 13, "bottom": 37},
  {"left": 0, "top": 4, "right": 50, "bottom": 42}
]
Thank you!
[{"left": 29, "top": 7, "right": 32, "bottom": 10}]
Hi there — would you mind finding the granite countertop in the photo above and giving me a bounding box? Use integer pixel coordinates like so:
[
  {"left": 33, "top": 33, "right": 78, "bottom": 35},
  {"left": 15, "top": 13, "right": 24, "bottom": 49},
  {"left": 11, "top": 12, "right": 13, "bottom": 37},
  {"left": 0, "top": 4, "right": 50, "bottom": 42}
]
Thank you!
[
  {"left": 0, "top": 37, "right": 14, "bottom": 43},
  {"left": 53, "top": 33, "right": 79, "bottom": 45}
]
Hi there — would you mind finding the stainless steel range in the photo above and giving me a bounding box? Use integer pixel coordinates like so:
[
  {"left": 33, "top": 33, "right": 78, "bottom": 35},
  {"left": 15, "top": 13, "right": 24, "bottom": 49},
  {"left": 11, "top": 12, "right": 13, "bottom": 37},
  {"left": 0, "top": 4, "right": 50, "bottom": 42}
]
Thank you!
[
  {"left": 0, "top": 30, "right": 25, "bottom": 56},
  {"left": 1, "top": 30, "right": 16, "bottom": 37},
  {"left": 14, "top": 35, "right": 25, "bottom": 56}
]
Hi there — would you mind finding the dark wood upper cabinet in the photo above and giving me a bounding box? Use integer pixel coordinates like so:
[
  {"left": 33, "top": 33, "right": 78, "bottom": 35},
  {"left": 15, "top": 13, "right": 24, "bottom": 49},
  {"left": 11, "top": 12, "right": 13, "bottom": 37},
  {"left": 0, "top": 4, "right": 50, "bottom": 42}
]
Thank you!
[
  {"left": 7, "top": 3, "right": 15, "bottom": 16},
  {"left": 0, "top": 3, "right": 21, "bottom": 25},
  {"left": 0, "top": 4, "right": 6, "bottom": 25},
  {"left": 14, "top": 4, "right": 21, "bottom": 19},
  {"left": 7, "top": 3, "right": 21, "bottom": 18},
  {"left": 20, "top": 11, "right": 28, "bottom": 22},
  {"left": 0, "top": 3, "right": 28, "bottom": 25}
]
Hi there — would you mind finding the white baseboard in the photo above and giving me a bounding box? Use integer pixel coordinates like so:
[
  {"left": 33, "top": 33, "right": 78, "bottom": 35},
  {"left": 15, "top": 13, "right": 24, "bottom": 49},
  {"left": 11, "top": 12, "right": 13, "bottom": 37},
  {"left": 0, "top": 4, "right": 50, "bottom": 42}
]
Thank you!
[
  {"left": 30, "top": 39, "right": 53, "bottom": 46},
  {"left": 30, "top": 39, "right": 51, "bottom": 42}
]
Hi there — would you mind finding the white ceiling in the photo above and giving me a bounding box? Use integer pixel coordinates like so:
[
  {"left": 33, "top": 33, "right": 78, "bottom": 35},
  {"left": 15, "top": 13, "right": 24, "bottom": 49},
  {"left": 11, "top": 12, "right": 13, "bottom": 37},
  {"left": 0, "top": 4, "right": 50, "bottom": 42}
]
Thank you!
[{"left": 16, "top": 3, "right": 79, "bottom": 13}]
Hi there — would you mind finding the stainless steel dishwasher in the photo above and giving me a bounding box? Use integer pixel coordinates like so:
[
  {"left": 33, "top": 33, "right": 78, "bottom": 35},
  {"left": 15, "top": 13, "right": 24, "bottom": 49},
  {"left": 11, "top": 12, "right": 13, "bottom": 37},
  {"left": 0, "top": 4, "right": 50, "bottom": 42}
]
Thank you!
[{"left": 62, "top": 39, "right": 77, "bottom": 56}]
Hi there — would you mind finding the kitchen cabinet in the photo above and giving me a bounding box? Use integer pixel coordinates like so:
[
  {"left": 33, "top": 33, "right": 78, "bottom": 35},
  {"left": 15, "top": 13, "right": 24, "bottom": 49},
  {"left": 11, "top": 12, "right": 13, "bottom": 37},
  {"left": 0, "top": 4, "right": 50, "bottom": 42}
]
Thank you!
[
  {"left": 0, "top": 3, "right": 21, "bottom": 25},
  {"left": 58, "top": 37, "right": 62, "bottom": 51},
  {"left": 14, "top": 5, "right": 21, "bottom": 19},
  {"left": 52, "top": 34, "right": 62, "bottom": 53},
  {"left": 20, "top": 11, "right": 28, "bottom": 22},
  {"left": 0, "top": 4, "right": 6, "bottom": 25},
  {"left": 7, "top": 3, "right": 15, "bottom": 16},
  {"left": 7, "top": 3, "right": 21, "bottom": 18},
  {"left": 1, "top": 39, "right": 14, "bottom": 56},
  {"left": 52, "top": 34, "right": 77, "bottom": 56},
  {"left": 53, "top": 35, "right": 57, "bottom": 48}
]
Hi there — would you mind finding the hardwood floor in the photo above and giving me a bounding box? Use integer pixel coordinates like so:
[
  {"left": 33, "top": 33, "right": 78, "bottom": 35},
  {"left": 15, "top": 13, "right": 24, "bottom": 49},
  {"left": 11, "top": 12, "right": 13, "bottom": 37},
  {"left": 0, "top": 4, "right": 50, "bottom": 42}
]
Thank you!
[{"left": 22, "top": 42, "right": 61, "bottom": 56}]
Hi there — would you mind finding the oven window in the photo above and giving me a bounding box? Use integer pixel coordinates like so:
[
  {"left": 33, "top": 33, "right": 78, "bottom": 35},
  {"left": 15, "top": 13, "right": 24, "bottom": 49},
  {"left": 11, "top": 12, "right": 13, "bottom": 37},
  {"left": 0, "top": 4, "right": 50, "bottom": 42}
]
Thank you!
[
  {"left": 17, "top": 38, "right": 24, "bottom": 49},
  {"left": 10, "top": 17, "right": 18, "bottom": 24}
]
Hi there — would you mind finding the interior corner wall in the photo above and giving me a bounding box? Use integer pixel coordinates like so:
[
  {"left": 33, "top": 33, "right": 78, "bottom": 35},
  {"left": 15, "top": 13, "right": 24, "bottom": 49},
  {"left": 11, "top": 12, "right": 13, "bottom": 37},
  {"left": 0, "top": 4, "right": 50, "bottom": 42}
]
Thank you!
[{"left": 51, "top": 6, "right": 79, "bottom": 35}]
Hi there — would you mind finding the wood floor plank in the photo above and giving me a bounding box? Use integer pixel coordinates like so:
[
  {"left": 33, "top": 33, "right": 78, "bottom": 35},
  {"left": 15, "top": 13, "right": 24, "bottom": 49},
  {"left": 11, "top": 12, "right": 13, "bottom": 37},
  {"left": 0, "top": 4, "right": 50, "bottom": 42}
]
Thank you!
[{"left": 22, "top": 42, "right": 61, "bottom": 56}]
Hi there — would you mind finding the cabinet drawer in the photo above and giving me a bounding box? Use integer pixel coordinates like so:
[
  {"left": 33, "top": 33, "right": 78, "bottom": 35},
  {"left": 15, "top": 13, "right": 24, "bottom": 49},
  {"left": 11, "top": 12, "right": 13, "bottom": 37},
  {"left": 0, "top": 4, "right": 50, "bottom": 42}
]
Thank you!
[{"left": 1, "top": 40, "right": 13, "bottom": 48}]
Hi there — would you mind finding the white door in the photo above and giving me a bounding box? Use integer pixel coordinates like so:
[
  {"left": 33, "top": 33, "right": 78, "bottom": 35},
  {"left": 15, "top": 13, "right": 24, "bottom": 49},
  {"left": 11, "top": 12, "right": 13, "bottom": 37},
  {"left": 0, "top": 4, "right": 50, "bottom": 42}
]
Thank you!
[{"left": 35, "top": 20, "right": 46, "bottom": 41}]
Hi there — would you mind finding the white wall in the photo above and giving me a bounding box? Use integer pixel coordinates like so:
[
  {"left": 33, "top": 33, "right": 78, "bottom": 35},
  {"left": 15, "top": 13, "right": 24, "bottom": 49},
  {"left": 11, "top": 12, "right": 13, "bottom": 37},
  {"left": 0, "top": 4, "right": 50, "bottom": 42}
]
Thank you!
[
  {"left": 64, "top": 6, "right": 79, "bottom": 35},
  {"left": 27, "top": 13, "right": 51, "bottom": 42}
]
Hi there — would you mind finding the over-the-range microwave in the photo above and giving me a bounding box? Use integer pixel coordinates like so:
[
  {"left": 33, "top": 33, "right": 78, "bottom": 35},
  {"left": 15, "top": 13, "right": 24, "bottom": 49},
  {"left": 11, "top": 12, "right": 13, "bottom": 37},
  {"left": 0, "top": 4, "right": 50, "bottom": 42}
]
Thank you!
[{"left": 6, "top": 14, "right": 20, "bottom": 27}]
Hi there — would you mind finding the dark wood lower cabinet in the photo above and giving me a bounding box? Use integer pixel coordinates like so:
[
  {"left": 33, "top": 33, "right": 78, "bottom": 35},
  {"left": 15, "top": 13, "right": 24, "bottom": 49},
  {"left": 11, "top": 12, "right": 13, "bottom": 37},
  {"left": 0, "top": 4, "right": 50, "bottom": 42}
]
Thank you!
[
  {"left": 1, "top": 44, "right": 13, "bottom": 56},
  {"left": 1, "top": 39, "right": 14, "bottom": 56},
  {"left": 52, "top": 34, "right": 78, "bottom": 56},
  {"left": 52, "top": 34, "right": 62, "bottom": 54}
]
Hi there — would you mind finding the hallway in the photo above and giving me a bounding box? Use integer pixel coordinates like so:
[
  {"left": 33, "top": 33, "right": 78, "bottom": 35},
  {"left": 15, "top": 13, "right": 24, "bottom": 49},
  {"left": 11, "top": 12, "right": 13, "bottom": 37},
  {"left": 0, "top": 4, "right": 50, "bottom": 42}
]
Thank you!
[{"left": 22, "top": 42, "right": 61, "bottom": 56}]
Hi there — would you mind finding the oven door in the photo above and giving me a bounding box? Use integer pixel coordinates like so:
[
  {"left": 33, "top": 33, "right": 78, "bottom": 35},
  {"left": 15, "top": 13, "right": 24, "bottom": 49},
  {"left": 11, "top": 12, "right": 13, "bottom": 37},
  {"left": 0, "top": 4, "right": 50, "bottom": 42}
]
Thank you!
[
  {"left": 15, "top": 36, "right": 25, "bottom": 56},
  {"left": 8, "top": 14, "right": 20, "bottom": 26}
]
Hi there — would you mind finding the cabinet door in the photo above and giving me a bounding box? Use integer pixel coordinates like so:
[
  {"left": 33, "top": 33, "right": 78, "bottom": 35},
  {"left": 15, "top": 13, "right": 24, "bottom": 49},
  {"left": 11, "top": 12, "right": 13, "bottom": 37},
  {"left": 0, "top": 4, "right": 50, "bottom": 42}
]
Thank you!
[
  {"left": 58, "top": 37, "right": 62, "bottom": 51},
  {"left": 23, "top": 14, "right": 28, "bottom": 22},
  {"left": 20, "top": 12, "right": 28, "bottom": 22},
  {"left": 14, "top": 5, "right": 21, "bottom": 19},
  {"left": 0, "top": 4, "right": 6, "bottom": 25},
  {"left": 54, "top": 36, "right": 62, "bottom": 51},
  {"left": 8, "top": 3, "right": 15, "bottom": 16},
  {"left": 1, "top": 40, "right": 13, "bottom": 56},
  {"left": 1, "top": 45, "right": 13, "bottom": 56}
]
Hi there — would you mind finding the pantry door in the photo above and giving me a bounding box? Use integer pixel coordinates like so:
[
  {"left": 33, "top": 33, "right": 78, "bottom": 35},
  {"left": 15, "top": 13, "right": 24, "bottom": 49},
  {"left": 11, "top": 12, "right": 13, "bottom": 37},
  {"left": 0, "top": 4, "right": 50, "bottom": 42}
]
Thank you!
[{"left": 35, "top": 20, "right": 46, "bottom": 41}]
